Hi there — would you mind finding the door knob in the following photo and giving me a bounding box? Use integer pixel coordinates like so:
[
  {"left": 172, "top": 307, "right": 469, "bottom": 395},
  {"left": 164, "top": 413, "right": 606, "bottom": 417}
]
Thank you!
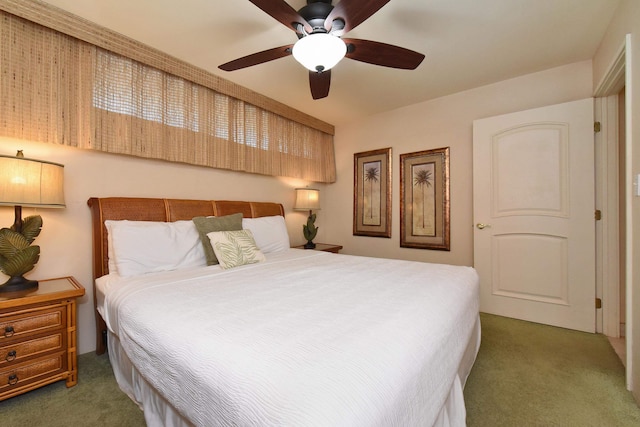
[{"left": 476, "top": 223, "right": 491, "bottom": 230}]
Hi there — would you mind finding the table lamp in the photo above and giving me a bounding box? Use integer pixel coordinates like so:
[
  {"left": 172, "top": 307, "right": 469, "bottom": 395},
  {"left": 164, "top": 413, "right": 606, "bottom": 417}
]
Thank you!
[
  {"left": 0, "top": 151, "right": 65, "bottom": 293},
  {"left": 294, "top": 188, "right": 320, "bottom": 249}
]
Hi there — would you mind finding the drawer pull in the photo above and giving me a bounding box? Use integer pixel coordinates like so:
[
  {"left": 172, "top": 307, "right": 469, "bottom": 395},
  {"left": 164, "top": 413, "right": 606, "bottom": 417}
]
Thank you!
[
  {"left": 4, "top": 326, "right": 15, "bottom": 337},
  {"left": 6, "top": 350, "right": 17, "bottom": 362},
  {"left": 8, "top": 374, "right": 18, "bottom": 385}
]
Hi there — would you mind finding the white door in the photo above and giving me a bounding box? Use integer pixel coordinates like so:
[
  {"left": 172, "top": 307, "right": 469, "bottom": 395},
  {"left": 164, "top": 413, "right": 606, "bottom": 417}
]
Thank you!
[{"left": 473, "top": 98, "right": 595, "bottom": 333}]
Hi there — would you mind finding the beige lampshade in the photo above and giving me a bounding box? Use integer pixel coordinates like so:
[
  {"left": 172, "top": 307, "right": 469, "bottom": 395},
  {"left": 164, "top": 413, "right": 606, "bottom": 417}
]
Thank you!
[
  {"left": 0, "top": 155, "right": 65, "bottom": 208},
  {"left": 294, "top": 188, "right": 320, "bottom": 211}
]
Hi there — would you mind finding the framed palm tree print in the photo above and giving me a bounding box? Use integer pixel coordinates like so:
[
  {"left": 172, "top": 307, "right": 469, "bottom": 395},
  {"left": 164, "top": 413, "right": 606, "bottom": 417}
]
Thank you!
[
  {"left": 353, "top": 147, "right": 392, "bottom": 238},
  {"left": 400, "top": 147, "right": 450, "bottom": 250}
]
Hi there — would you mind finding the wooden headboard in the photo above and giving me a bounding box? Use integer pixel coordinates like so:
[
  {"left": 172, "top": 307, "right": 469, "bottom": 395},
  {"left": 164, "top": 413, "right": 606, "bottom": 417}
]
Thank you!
[{"left": 87, "top": 197, "right": 285, "bottom": 354}]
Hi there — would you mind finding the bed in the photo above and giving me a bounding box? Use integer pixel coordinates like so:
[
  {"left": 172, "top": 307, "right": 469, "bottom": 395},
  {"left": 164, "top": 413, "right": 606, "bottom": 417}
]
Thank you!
[{"left": 88, "top": 197, "right": 480, "bottom": 427}]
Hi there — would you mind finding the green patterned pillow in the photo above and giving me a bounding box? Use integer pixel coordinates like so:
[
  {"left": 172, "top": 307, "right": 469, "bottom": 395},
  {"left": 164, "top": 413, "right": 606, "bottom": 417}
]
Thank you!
[
  {"left": 206, "top": 229, "right": 266, "bottom": 270},
  {"left": 192, "top": 213, "right": 243, "bottom": 265}
]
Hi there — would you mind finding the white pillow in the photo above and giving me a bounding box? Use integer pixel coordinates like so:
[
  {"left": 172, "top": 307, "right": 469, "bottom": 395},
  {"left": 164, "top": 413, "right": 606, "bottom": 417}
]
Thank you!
[
  {"left": 105, "top": 220, "right": 206, "bottom": 277},
  {"left": 241, "top": 215, "right": 290, "bottom": 254},
  {"left": 207, "top": 229, "right": 266, "bottom": 270}
]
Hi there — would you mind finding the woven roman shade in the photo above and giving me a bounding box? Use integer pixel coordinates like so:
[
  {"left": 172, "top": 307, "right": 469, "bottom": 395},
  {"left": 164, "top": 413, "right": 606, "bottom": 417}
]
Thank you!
[
  {"left": 0, "top": 12, "right": 93, "bottom": 146},
  {"left": 0, "top": 2, "right": 336, "bottom": 183}
]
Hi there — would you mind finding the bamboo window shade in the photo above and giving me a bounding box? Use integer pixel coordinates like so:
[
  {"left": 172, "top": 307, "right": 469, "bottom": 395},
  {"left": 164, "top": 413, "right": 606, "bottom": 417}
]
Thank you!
[{"left": 0, "top": 2, "right": 336, "bottom": 183}]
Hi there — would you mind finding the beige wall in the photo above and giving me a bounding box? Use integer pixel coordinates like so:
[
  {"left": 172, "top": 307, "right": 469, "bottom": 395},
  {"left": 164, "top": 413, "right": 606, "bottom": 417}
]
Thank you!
[
  {"left": 324, "top": 60, "right": 593, "bottom": 267},
  {"left": 592, "top": 0, "right": 640, "bottom": 401},
  {"left": 0, "top": 139, "right": 325, "bottom": 354}
]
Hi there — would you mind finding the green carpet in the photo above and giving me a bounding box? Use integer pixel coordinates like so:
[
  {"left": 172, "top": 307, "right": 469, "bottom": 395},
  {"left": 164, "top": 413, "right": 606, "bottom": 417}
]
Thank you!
[
  {"left": 0, "top": 351, "right": 144, "bottom": 426},
  {"left": 465, "top": 313, "right": 640, "bottom": 426},
  {"left": 1, "top": 313, "right": 638, "bottom": 426}
]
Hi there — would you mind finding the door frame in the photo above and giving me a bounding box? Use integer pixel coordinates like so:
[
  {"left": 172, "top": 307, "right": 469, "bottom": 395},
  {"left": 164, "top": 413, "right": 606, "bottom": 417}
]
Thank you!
[
  {"left": 594, "top": 33, "right": 631, "bottom": 387},
  {"left": 594, "top": 95, "right": 620, "bottom": 338}
]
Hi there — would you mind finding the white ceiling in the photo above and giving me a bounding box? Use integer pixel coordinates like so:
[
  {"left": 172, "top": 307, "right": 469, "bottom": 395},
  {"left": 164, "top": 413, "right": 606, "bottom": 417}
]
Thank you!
[{"left": 40, "top": 0, "right": 619, "bottom": 126}]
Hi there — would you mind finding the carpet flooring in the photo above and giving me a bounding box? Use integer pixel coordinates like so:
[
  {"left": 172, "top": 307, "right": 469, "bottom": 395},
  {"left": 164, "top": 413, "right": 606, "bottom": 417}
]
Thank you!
[
  {"left": 1, "top": 313, "right": 639, "bottom": 426},
  {"left": 0, "top": 348, "right": 144, "bottom": 426},
  {"left": 464, "top": 314, "right": 640, "bottom": 426}
]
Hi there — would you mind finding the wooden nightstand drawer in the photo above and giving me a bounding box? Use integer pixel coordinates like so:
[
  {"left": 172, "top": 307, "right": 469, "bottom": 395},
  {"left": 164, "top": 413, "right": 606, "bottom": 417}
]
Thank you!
[
  {"left": 0, "top": 332, "right": 65, "bottom": 367},
  {"left": 0, "top": 305, "right": 66, "bottom": 341},
  {"left": 0, "top": 352, "right": 66, "bottom": 396}
]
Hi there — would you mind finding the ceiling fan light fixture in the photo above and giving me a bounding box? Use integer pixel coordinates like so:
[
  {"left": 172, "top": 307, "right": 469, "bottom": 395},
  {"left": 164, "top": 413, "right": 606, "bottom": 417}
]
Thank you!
[{"left": 292, "top": 33, "right": 346, "bottom": 72}]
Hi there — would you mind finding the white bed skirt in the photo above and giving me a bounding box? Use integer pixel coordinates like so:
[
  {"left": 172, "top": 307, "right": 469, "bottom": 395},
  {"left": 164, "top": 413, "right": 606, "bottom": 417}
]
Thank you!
[{"left": 108, "top": 315, "right": 481, "bottom": 427}]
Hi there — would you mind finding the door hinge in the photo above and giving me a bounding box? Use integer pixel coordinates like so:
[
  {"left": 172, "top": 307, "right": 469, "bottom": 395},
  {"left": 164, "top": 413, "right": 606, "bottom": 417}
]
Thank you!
[
  {"left": 594, "top": 121, "right": 601, "bottom": 133},
  {"left": 595, "top": 209, "right": 602, "bottom": 220},
  {"left": 596, "top": 298, "right": 602, "bottom": 309}
]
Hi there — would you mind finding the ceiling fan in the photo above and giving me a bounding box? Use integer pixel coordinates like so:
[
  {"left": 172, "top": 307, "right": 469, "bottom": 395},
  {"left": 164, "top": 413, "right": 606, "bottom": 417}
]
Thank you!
[{"left": 219, "top": 0, "right": 425, "bottom": 100}]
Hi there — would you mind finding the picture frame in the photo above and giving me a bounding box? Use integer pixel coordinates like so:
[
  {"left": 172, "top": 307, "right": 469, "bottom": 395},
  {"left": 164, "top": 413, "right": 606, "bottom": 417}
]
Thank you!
[
  {"left": 353, "top": 147, "right": 392, "bottom": 238},
  {"left": 400, "top": 147, "right": 450, "bottom": 250}
]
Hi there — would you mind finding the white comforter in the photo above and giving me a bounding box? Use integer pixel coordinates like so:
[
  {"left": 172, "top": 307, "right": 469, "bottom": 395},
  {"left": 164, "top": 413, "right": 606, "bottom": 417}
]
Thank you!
[{"left": 101, "top": 249, "right": 480, "bottom": 427}]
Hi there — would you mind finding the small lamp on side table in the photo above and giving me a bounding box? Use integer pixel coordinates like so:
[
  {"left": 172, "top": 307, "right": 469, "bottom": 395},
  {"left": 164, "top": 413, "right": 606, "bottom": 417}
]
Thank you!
[
  {"left": 294, "top": 188, "right": 320, "bottom": 249},
  {"left": 0, "top": 150, "right": 65, "bottom": 293}
]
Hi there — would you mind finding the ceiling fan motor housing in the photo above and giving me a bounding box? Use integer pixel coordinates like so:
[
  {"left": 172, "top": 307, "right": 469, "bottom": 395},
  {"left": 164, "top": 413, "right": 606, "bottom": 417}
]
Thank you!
[{"left": 299, "top": 1, "right": 337, "bottom": 34}]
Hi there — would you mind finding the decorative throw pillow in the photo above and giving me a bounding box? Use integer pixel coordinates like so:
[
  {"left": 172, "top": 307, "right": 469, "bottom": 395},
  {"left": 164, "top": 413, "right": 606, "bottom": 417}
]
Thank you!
[
  {"left": 206, "top": 229, "right": 266, "bottom": 270},
  {"left": 192, "top": 213, "right": 243, "bottom": 265}
]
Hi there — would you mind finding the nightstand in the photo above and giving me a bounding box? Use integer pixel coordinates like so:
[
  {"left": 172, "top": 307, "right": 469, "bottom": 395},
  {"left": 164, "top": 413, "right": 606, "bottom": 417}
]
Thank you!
[
  {"left": 294, "top": 243, "right": 343, "bottom": 253},
  {"left": 0, "top": 276, "right": 85, "bottom": 401}
]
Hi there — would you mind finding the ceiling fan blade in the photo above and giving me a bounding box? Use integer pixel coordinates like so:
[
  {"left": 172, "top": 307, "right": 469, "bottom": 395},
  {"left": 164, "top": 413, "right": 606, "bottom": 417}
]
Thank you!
[
  {"left": 309, "top": 70, "right": 331, "bottom": 100},
  {"left": 343, "top": 38, "right": 425, "bottom": 70},
  {"left": 219, "top": 45, "right": 293, "bottom": 71},
  {"left": 249, "top": 0, "right": 312, "bottom": 34},
  {"left": 324, "top": 0, "right": 389, "bottom": 35}
]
